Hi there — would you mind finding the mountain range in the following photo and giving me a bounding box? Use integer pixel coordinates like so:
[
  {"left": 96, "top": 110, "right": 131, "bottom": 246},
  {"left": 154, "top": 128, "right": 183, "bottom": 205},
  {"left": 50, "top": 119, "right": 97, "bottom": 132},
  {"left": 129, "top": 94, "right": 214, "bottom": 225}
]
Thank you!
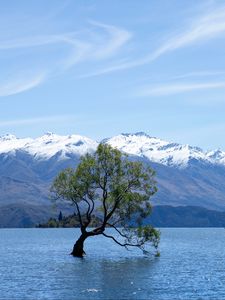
[{"left": 1, "top": 131, "right": 225, "bottom": 227}]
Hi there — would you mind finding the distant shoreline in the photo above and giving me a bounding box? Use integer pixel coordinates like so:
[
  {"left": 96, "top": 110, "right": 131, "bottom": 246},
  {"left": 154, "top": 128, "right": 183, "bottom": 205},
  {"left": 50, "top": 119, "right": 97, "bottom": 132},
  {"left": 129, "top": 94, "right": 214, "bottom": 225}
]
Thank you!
[{"left": 35, "top": 205, "right": 225, "bottom": 228}]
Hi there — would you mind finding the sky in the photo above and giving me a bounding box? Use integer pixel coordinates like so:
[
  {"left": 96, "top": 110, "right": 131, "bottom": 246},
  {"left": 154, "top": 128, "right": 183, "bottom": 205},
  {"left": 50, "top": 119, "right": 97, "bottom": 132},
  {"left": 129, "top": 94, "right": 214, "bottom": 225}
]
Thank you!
[{"left": 0, "top": 0, "right": 225, "bottom": 150}]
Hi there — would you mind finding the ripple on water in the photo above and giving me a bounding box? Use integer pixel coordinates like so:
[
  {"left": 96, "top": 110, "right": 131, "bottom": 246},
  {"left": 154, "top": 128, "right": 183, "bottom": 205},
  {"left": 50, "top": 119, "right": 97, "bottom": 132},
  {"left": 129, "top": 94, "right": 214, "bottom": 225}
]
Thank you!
[{"left": 0, "top": 228, "right": 225, "bottom": 299}]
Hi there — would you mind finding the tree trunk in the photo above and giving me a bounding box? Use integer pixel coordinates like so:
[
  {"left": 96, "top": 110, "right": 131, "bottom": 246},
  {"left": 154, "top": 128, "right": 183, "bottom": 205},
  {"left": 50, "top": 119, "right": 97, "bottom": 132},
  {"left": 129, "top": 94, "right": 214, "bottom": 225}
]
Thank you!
[{"left": 71, "top": 233, "right": 87, "bottom": 257}]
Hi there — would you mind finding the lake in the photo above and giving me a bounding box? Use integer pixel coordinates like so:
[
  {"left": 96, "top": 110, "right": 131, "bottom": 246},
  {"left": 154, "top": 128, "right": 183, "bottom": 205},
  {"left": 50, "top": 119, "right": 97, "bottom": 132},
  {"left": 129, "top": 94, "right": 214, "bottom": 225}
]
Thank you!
[{"left": 0, "top": 228, "right": 225, "bottom": 299}]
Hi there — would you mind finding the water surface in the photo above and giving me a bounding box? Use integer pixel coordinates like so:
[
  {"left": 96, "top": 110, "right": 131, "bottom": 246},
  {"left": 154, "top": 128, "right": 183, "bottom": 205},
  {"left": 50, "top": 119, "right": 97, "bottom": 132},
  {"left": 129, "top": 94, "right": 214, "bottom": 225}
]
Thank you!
[{"left": 0, "top": 228, "right": 225, "bottom": 299}]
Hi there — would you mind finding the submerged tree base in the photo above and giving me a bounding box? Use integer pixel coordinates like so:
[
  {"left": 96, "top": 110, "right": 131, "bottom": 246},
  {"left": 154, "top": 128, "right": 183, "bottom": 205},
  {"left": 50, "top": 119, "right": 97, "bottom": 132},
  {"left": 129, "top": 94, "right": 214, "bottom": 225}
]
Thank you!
[
  {"left": 71, "top": 250, "right": 85, "bottom": 258},
  {"left": 70, "top": 235, "right": 87, "bottom": 257}
]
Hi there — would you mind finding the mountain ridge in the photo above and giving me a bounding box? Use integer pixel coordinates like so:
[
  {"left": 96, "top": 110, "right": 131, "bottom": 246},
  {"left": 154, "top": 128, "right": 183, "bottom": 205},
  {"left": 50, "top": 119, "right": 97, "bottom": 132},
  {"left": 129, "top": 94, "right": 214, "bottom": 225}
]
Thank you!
[
  {"left": 0, "top": 132, "right": 224, "bottom": 168},
  {"left": 1, "top": 131, "right": 225, "bottom": 227}
]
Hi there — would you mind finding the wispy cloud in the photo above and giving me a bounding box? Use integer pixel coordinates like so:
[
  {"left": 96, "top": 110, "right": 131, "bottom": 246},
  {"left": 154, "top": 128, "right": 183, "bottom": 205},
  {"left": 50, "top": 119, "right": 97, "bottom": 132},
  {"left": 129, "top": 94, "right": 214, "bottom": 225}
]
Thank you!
[
  {"left": 83, "top": 6, "right": 225, "bottom": 77},
  {"left": 0, "top": 22, "right": 131, "bottom": 96},
  {"left": 0, "top": 115, "right": 74, "bottom": 127},
  {"left": 2, "top": 4, "right": 225, "bottom": 95},
  {"left": 151, "top": 6, "right": 225, "bottom": 57},
  {"left": 0, "top": 73, "right": 46, "bottom": 97},
  {"left": 171, "top": 71, "right": 225, "bottom": 80},
  {"left": 61, "top": 23, "right": 131, "bottom": 70},
  {"left": 89, "top": 21, "right": 132, "bottom": 59},
  {"left": 137, "top": 82, "right": 225, "bottom": 97},
  {"left": 0, "top": 34, "right": 69, "bottom": 50}
]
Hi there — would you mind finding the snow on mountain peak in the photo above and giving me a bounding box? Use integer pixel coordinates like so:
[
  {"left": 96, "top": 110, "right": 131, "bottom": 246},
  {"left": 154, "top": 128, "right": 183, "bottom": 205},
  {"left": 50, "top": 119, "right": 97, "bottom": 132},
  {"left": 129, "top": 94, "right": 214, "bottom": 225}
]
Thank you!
[
  {"left": 44, "top": 131, "right": 54, "bottom": 136},
  {"left": 0, "top": 132, "right": 225, "bottom": 167},
  {"left": 0, "top": 133, "right": 98, "bottom": 159},
  {"left": 0, "top": 134, "right": 32, "bottom": 154},
  {"left": 121, "top": 132, "right": 153, "bottom": 138},
  {"left": 0, "top": 134, "right": 17, "bottom": 141},
  {"left": 207, "top": 149, "right": 225, "bottom": 164},
  {"left": 23, "top": 134, "right": 98, "bottom": 159},
  {"left": 105, "top": 133, "right": 211, "bottom": 167}
]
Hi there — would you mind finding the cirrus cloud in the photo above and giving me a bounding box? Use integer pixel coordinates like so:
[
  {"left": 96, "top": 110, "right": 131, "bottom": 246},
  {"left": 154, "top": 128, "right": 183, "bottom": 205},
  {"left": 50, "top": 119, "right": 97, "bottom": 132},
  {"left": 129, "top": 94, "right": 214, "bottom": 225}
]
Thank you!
[{"left": 0, "top": 21, "right": 131, "bottom": 97}]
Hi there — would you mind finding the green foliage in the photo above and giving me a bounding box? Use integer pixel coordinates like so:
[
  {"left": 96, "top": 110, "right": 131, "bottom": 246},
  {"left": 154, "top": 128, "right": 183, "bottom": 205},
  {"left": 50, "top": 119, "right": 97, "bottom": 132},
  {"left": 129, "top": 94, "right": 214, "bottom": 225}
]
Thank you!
[
  {"left": 155, "top": 251, "right": 160, "bottom": 257},
  {"left": 47, "top": 218, "right": 58, "bottom": 228},
  {"left": 51, "top": 143, "right": 160, "bottom": 254},
  {"left": 37, "top": 213, "right": 102, "bottom": 228}
]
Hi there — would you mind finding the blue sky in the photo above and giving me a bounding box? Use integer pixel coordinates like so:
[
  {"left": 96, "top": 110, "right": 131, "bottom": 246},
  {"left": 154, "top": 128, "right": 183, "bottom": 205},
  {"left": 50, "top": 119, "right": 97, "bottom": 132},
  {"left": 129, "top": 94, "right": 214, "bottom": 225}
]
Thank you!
[{"left": 1, "top": 0, "right": 225, "bottom": 150}]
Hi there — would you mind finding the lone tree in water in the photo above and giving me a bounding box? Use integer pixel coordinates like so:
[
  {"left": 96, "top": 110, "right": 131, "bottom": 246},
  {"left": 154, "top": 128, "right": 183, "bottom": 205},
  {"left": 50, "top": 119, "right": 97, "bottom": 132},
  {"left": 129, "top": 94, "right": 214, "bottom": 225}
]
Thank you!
[{"left": 51, "top": 144, "right": 160, "bottom": 257}]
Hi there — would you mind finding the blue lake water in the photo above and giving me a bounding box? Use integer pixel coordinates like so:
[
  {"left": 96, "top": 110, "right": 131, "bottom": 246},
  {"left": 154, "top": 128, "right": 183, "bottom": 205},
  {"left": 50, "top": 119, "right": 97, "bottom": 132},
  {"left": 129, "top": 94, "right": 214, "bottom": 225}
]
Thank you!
[{"left": 0, "top": 228, "right": 225, "bottom": 299}]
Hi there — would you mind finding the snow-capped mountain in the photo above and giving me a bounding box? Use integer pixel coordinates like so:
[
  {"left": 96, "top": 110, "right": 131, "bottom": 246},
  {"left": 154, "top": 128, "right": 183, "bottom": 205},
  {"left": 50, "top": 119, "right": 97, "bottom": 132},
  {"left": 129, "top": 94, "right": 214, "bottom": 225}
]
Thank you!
[
  {"left": 0, "top": 132, "right": 98, "bottom": 159},
  {"left": 105, "top": 132, "right": 224, "bottom": 168},
  {"left": 1, "top": 131, "right": 225, "bottom": 227},
  {"left": 206, "top": 149, "right": 225, "bottom": 165},
  {"left": 1, "top": 131, "right": 225, "bottom": 167}
]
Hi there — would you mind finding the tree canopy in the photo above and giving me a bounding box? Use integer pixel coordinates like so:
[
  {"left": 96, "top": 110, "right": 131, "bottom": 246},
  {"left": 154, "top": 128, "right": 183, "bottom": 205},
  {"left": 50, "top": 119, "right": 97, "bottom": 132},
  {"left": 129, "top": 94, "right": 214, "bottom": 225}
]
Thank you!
[{"left": 51, "top": 143, "right": 160, "bottom": 257}]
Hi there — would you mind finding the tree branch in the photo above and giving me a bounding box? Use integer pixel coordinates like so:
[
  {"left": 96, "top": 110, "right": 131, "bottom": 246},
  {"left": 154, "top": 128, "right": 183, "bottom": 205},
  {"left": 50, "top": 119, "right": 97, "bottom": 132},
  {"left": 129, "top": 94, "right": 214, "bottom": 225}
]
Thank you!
[
  {"left": 73, "top": 200, "right": 84, "bottom": 232},
  {"left": 82, "top": 197, "right": 91, "bottom": 225},
  {"left": 102, "top": 232, "right": 144, "bottom": 248},
  {"left": 106, "top": 223, "right": 127, "bottom": 238},
  {"left": 104, "top": 181, "right": 133, "bottom": 223},
  {"left": 82, "top": 194, "right": 96, "bottom": 228},
  {"left": 102, "top": 172, "right": 108, "bottom": 222},
  {"left": 110, "top": 218, "right": 122, "bottom": 226},
  {"left": 88, "top": 196, "right": 95, "bottom": 218}
]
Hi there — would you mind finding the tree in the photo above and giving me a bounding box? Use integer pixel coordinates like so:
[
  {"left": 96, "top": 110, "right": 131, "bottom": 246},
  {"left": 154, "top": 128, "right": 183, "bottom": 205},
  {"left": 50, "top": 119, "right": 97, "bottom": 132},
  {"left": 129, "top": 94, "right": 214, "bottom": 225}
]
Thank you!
[
  {"left": 58, "top": 211, "right": 63, "bottom": 222},
  {"left": 51, "top": 143, "right": 160, "bottom": 257}
]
